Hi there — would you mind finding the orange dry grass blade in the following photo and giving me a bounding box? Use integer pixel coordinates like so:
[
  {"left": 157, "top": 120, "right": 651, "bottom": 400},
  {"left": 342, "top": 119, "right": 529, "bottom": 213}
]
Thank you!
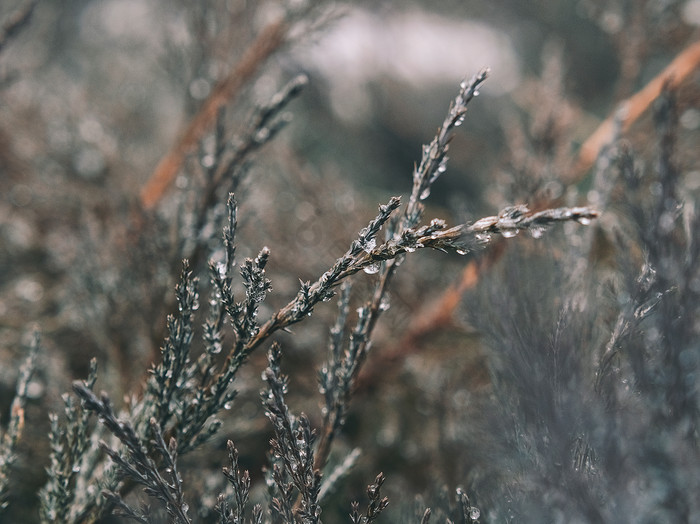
[
  {"left": 574, "top": 39, "right": 700, "bottom": 177},
  {"left": 139, "top": 19, "right": 288, "bottom": 210}
]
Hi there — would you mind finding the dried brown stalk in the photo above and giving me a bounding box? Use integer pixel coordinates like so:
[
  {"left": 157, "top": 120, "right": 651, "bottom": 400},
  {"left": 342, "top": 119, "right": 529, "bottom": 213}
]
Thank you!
[
  {"left": 139, "top": 19, "right": 289, "bottom": 210},
  {"left": 574, "top": 39, "right": 700, "bottom": 177}
]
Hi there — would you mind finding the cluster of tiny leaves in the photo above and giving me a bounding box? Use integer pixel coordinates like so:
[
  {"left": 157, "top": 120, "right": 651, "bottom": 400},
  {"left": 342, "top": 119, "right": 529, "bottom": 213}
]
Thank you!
[
  {"left": 349, "top": 473, "right": 389, "bottom": 524},
  {"left": 39, "top": 359, "right": 97, "bottom": 522},
  {"left": 217, "top": 440, "right": 264, "bottom": 524},
  {"left": 72, "top": 384, "right": 192, "bottom": 524}
]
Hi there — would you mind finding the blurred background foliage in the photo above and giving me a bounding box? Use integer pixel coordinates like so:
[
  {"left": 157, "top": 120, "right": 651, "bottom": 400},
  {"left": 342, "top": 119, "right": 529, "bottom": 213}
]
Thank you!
[{"left": 1, "top": 0, "right": 700, "bottom": 522}]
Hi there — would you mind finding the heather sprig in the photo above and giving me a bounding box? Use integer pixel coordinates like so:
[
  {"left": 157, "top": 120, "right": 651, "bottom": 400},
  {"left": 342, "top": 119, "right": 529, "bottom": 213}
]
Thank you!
[
  {"left": 251, "top": 201, "right": 596, "bottom": 342},
  {"left": 356, "top": 204, "right": 598, "bottom": 266},
  {"left": 217, "top": 439, "right": 263, "bottom": 524},
  {"left": 595, "top": 259, "right": 666, "bottom": 396},
  {"left": 149, "top": 262, "right": 199, "bottom": 430},
  {"left": 72, "top": 383, "right": 192, "bottom": 524},
  {"left": 349, "top": 473, "right": 389, "bottom": 524},
  {"left": 403, "top": 68, "right": 489, "bottom": 229},
  {"left": 213, "top": 73, "right": 308, "bottom": 198},
  {"left": 262, "top": 343, "right": 322, "bottom": 524},
  {"left": 39, "top": 358, "right": 97, "bottom": 522},
  {"left": 316, "top": 282, "right": 354, "bottom": 472},
  {"left": 205, "top": 76, "right": 596, "bottom": 407},
  {"left": 0, "top": 330, "right": 39, "bottom": 512},
  {"left": 610, "top": 87, "right": 699, "bottom": 425}
]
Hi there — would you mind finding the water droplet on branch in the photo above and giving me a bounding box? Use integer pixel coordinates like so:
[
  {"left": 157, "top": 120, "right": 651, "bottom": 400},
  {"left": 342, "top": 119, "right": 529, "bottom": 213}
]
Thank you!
[
  {"left": 529, "top": 226, "right": 546, "bottom": 238},
  {"left": 379, "top": 297, "right": 391, "bottom": 311},
  {"left": 363, "top": 262, "right": 381, "bottom": 275}
]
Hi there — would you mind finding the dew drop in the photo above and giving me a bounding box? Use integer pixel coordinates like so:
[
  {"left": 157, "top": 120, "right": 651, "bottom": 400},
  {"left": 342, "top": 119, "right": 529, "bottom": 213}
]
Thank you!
[
  {"left": 15, "top": 278, "right": 43, "bottom": 302},
  {"left": 224, "top": 401, "right": 232, "bottom": 410},
  {"left": 475, "top": 233, "right": 491, "bottom": 243},
  {"left": 529, "top": 227, "right": 546, "bottom": 239},
  {"left": 501, "top": 229, "right": 519, "bottom": 238},
  {"left": 363, "top": 262, "right": 380, "bottom": 275},
  {"left": 379, "top": 297, "right": 391, "bottom": 312},
  {"left": 72, "top": 465, "right": 81, "bottom": 473},
  {"left": 405, "top": 246, "right": 416, "bottom": 253},
  {"left": 189, "top": 77, "right": 211, "bottom": 100},
  {"left": 456, "top": 249, "right": 468, "bottom": 255},
  {"left": 201, "top": 154, "right": 215, "bottom": 168},
  {"left": 469, "top": 506, "right": 480, "bottom": 520},
  {"left": 419, "top": 187, "right": 431, "bottom": 200},
  {"left": 255, "top": 128, "right": 270, "bottom": 142},
  {"left": 362, "top": 238, "right": 376, "bottom": 253},
  {"left": 576, "top": 216, "right": 592, "bottom": 226}
]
